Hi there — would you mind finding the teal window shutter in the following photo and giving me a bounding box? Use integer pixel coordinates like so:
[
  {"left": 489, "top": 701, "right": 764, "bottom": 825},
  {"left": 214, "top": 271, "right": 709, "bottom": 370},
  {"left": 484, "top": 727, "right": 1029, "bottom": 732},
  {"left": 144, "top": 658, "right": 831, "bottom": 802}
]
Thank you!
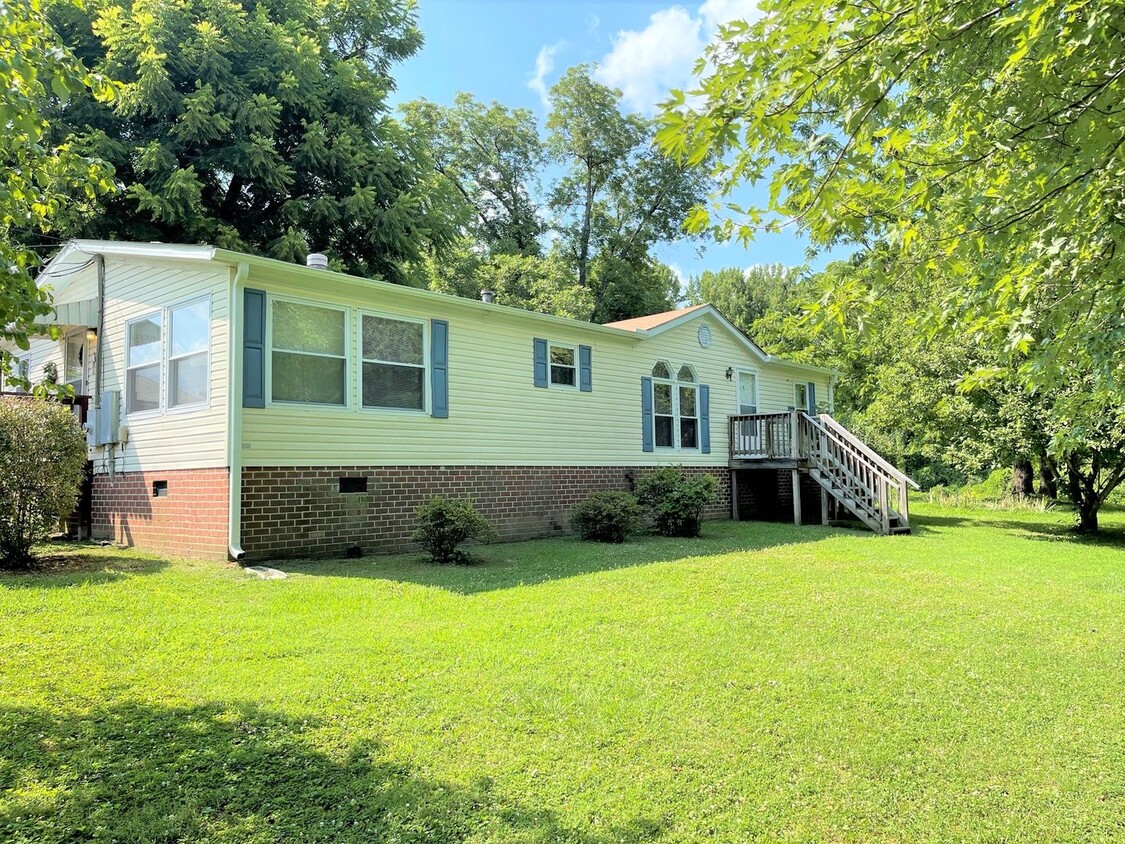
[
  {"left": 243, "top": 288, "right": 266, "bottom": 408},
  {"left": 533, "top": 338, "right": 548, "bottom": 387},
  {"left": 700, "top": 384, "right": 711, "bottom": 454},
  {"left": 431, "top": 319, "right": 449, "bottom": 418},
  {"left": 579, "top": 345, "right": 592, "bottom": 392},
  {"left": 807, "top": 381, "right": 816, "bottom": 413},
  {"left": 641, "top": 376, "right": 654, "bottom": 452}
]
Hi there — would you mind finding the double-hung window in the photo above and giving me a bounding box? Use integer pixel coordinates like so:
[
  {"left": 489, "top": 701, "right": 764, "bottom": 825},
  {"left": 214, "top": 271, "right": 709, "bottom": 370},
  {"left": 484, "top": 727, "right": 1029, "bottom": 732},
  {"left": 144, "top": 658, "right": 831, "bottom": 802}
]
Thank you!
[
  {"left": 677, "top": 365, "right": 699, "bottom": 449},
  {"left": 651, "top": 361, "right": 699, "bottom": 450},
  {"left": 549, "top": 343, "right": 577, "bottom": 387},
  {"left": 271, "top": 300, "right": 347, "bottom": 405},
  {"left": 169, "top": 300, "right": 209, "bottom": 408},
  {"left": 126, "top": 314, "right": 163, "bottom": 414},
  {"left": 361, "top": 313, "right": 425, "bottom": 411},
  {"left": 126, "top": 298, "right": 212, "bottom": 415}
]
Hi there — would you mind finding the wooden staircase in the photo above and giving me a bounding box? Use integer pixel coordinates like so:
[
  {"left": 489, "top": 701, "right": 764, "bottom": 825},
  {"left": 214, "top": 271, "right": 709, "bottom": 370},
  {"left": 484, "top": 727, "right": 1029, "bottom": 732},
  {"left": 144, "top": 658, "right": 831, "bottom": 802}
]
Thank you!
[{"left": 800, "top": 413, "right": 919, "bottom": 535}]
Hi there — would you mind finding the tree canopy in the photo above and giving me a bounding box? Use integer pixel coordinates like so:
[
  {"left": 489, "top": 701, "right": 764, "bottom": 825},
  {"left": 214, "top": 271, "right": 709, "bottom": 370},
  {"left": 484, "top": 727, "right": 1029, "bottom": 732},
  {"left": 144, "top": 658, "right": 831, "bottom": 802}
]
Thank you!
[
  {"left": 43, "top": 0, "right": 456, "bottom": 282},
  {"left": 1, "top": 0, "right": 115, "bottom": 382},
  {"left": 660, "top": 0, "right": 1124, "bottom": 390}
]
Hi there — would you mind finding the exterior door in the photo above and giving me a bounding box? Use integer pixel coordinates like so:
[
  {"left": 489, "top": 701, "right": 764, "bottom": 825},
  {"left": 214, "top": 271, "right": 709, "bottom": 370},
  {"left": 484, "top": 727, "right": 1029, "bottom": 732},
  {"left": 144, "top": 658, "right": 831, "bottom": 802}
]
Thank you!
[
  {"left": 737, "top": 370, "right": 758, "bottom": 413},
  {"left": 735, "top": 370, "right": 760, "bottom": 454}
]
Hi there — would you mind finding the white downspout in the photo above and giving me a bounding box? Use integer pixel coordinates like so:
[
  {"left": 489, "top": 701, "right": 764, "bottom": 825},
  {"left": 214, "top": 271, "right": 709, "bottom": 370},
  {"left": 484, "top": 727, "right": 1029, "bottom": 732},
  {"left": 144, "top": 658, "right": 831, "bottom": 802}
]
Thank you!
[{"left": 227, "top": 262, "right": 249, "bottom": 561}]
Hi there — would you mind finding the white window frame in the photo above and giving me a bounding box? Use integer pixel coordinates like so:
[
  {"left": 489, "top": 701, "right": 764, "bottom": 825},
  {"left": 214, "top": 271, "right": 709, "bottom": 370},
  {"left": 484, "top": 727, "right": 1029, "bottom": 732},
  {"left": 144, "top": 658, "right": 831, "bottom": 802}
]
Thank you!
[
  {"left": 547, "top": 341, "right": 579, "bottom": 389},
  {"left": 125, "top": 310, "right": 164, "bottom": 418},
  {"left": 358, "top": 309, "right": 428, "bottom": 414},
  {"left": 652, "top": 361, "right": 700, "bottom": 452},
  {"left": 63, "top": 331, "right": 86, "bottom": 394},
  {"left": 166, "top": 297, "right": 211, "bottom": 413},
  {"left": 794, "top": 382, "right": 809, "bottom": 412},
  {"left": 266, "top": 295, "right": 351, "bottom": 409},
  {"left": 6, "top": 353, "right": 32, "bottom": 393}
]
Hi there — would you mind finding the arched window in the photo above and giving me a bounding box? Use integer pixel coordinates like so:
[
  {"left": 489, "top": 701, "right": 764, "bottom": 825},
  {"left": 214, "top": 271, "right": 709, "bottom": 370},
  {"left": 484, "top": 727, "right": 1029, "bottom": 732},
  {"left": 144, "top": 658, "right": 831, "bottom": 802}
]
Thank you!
[{"left": 651, "top": 362, "right": 699, "bottom": 449}]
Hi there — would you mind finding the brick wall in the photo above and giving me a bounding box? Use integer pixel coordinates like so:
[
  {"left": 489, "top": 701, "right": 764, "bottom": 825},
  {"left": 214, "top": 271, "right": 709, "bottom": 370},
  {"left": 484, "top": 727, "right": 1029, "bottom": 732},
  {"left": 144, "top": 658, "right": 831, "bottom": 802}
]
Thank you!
[
  {"left": 734, "top": 468, "right": 822, "bottom": 525},
  {"left": 241, "top": 465, "right": 732, "bottom": 559},
  {"left": 92, "top": 468, "right": 229, "bottom": 560}
]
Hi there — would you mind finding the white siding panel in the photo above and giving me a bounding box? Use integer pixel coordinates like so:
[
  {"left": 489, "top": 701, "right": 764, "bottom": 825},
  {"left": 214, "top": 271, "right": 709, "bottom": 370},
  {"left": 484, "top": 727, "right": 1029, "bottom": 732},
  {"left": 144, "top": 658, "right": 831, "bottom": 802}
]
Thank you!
[
  {"left": 95, "top": 257, "right": 230, "bottom": 473},
  {"left": 243, "top": 276, "right": 834, "bottom": 467}
]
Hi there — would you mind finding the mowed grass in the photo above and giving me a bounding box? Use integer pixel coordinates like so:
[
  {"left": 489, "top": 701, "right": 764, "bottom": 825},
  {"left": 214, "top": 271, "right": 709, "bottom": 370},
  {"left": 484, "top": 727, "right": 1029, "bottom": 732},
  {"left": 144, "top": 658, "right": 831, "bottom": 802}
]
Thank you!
[{"left": 2, "top": 504, "right": 1124, "bottom": 843}]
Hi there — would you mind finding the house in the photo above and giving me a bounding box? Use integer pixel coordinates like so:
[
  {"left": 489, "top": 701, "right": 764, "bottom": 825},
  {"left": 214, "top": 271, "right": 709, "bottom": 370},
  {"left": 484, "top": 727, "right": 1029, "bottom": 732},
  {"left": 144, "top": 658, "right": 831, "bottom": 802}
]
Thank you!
[{"left": 5, "top": 240, "right": 915, "bottom": 561}]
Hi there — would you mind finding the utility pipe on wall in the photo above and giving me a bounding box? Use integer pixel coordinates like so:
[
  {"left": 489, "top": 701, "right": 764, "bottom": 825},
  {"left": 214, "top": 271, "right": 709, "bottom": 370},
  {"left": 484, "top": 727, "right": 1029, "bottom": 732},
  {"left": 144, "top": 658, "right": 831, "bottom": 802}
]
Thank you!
[{"left": 227, "top": 262, "right": 249, "bottom": 561}]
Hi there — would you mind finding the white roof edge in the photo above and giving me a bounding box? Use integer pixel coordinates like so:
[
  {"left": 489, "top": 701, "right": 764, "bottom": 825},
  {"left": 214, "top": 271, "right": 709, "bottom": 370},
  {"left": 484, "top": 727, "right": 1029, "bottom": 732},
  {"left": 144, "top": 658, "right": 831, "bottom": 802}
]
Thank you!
[
  {"left": 211, "top": 248, "right": 645, "bottom": 341},
  {"left": 67, "top": 239, "right": 218, "bottom": 262},
  {"left": 638, "top": 304, "right": 838, "bottom": 376}
]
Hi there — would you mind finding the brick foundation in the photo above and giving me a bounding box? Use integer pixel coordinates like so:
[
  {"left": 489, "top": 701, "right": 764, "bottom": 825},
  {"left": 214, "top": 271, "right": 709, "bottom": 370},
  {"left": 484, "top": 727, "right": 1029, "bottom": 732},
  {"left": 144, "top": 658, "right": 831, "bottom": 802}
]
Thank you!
[
  {"left": 241, "top": 465, "right": 733, "bottom": 559},
  {"left": 92, "top": 468, "right": 229, "bottom": 560},
  {"left": 734, "top": 468, "right": 824, "bottom": 525}
]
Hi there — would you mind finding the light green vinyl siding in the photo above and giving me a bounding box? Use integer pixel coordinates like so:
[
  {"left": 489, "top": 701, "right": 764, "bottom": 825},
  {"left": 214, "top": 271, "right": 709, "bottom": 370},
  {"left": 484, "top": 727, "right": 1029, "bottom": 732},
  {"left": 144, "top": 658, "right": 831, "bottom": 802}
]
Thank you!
[{"left": 242, "top": 273, "right": 832, "bottom": 468}]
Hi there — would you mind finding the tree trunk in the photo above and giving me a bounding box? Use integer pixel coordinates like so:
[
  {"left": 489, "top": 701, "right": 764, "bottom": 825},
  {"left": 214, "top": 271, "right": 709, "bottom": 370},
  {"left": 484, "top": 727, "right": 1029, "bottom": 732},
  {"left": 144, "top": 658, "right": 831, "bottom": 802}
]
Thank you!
[
  {"left": 1012, "top": 458, "right": 1034, "bottom": 497},
  {"left": 1076, "top": 498, "right": 1099, "bottom": 533},
  {"left": 1037, "top": 449, "right": 1059, "bottom": 499},
  {"left": 1065, "top": 454, "right": 1100, "bottom": 534},
  {"left": 577, "top": 164, "right": 595, "bottom": 291}
]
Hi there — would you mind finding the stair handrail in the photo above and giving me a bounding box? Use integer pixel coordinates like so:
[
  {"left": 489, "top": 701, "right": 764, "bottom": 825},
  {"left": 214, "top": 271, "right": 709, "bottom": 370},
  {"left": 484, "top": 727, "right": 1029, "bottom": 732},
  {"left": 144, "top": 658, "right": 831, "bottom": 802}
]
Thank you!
[
  {"left": 800, "top": 411, "right": 912, "bottom": 529},
  {"left": 816, "top": 414, "right": 920, "bottom": 490}
]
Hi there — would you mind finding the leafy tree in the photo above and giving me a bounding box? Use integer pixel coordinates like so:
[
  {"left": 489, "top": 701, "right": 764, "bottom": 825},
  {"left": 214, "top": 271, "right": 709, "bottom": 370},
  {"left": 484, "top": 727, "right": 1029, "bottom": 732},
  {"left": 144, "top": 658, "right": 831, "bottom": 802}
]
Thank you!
[
  {"left": 548, "top": 65, "right": 709, "bottom": 320},
  {"left": 685, "top": 263, "right": 800, "bottom": 338},
  {"left": 660, "top": 0, "right": 1125, "bottom": 530},
  {"left": 0, "top": 398, "right": 89, "bottom": 567},
  {"left": 403, "top": 93, "right": 544, "bottom": 256},
  {"left": 1, "top": 0, "right": 115, "bottom": 384},
  {"left": 43, "top": 0, "right": 457, "bottom": 282},
  {"left": 661, "top": 0, "right": 1124, "bottom": 393}
]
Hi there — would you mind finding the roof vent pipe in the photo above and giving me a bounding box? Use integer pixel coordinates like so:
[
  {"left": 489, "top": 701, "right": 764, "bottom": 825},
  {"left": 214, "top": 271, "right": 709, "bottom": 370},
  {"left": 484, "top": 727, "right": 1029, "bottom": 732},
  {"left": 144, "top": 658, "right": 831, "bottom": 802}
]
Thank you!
[
  {"left": 480, "top": 289, "right": 494, "bottom": 304},
  {"left": 306, "top": 252, "right": 329, "bottom": 270}
]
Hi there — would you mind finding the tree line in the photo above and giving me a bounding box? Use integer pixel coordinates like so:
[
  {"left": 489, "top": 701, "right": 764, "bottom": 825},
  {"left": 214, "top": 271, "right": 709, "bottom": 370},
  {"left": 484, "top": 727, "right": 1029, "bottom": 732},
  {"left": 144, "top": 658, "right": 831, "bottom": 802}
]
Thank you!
[{"left": 4, "top": 0, "right": 1123, "bottom": 531}]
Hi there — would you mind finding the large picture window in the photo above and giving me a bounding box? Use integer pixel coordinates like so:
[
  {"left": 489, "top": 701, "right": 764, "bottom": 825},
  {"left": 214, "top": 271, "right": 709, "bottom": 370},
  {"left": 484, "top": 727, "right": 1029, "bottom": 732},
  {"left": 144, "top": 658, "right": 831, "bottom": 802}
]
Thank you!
[
  {"left": 126, "top": 314, "right": 162, "bottom": 414},
  {"left": 362, "top": 314, "right": 425, "bottom": 410},
  {"left": 651, "top": 361, "right": 699, "bottom": 450},
  {"left": 169, "top": 299, "right": 209, "bottom": 408},
  {"left": 271, "top": 300, "right": 347, "bottom": 405}
]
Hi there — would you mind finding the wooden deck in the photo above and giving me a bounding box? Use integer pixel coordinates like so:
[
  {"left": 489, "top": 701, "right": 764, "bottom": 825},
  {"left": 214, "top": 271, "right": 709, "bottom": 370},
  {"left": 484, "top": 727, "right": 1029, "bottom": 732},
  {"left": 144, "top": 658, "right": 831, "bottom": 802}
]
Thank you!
[{"left": 728, "top": 411, "right": 919, "bottom": 535}]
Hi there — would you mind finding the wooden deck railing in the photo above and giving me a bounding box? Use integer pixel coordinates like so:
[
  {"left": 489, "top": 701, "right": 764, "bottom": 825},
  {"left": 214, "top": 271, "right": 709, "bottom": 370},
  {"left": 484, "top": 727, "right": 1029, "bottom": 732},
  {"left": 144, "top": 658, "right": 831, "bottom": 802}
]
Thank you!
[{"left": 728, "top": 412, "right": 795, "bottom": 459}]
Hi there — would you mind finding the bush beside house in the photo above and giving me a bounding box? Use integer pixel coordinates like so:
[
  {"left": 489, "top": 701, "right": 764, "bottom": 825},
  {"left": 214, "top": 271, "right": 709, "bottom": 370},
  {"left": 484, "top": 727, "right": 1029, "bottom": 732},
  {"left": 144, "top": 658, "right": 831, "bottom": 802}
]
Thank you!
[
  {"left": 0, "top": 398, "right": 88, "bottom": 568},
  {"left": 570, "top": 491, "right": 643, "bottom": 543},
  {"left": 412, "top": 496, "right": 496, "bottom": 564},
  {"left": 635, "top": 467, "right": 719, "bottom": 538}
]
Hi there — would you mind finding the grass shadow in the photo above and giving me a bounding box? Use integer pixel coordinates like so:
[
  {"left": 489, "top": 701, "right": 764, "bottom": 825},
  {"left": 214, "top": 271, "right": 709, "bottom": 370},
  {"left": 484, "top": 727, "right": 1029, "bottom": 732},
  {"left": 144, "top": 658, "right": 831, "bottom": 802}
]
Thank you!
[
  {"left": 0, "top": 701, "right": 663, "bottom": 843},
  {"left": 278, "top": 519, "right": 842, "bottom": 595},
  {"left": 910, "top": 510, "right": 1125, "bottom": 548},
  {"left": 0, "top": 543, "right": 169, "bottom": 589}
]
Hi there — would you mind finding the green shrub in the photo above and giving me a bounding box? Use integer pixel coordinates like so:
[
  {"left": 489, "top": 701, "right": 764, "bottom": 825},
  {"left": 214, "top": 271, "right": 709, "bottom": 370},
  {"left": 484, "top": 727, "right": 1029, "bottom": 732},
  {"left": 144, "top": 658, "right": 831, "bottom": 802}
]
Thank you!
[
  {"left": 0, "top": 398, "right": 88, "bottom": 568},
  {"left": 412, "top": 496, "right": 496, "bottom": 564},
  {"left": 634, "top": 467, "right": 719, "bottom": 538},
  {"left": 570, "top": 490, "right": 643, "bottom": 543}
]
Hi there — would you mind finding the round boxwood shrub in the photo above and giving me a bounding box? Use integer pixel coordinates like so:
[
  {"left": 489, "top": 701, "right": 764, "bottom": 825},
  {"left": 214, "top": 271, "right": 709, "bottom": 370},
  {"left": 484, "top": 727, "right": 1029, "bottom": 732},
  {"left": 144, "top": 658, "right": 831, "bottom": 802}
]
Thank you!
[
  {"left": 634, "top": 467, "right": 719, "bottom": 538},
  {"left": 570, "top": 490, "right": 642, "bottom": 543},
  {"left": 0, "top": 397, "right": 88, "bottom": 568},
  {"left": 412, "top": 496, "right": 496, "bottom": 564}
]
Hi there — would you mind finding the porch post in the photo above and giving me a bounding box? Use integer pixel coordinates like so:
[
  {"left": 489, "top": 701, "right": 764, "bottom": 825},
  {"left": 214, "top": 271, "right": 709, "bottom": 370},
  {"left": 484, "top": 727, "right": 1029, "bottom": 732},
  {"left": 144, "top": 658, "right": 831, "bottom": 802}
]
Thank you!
[
  {"left": 821, "top": 486, "right": 829, "bottom": 525},
  {"left": 791, "top": 469, "right": 802, "bottom": 525},
  {"left": 731, "top": 470, "right": 740, "bottom": 521}
]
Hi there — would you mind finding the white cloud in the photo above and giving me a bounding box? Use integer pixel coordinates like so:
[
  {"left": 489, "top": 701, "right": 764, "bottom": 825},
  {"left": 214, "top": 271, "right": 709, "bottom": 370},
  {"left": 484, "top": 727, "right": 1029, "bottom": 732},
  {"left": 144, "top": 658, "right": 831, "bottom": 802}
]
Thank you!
[
  {"left": 596, "top": 0, "right": 763, "bottom": 114},
  {"left": 698, "top": 0, "right": 761, "bottom": 31},
  {"left": 527, "top": 43, "right": 562, "bottom": 110},
  {"left": 668, "top": 262, "right": 690, "bottom": 293},
  {"left": 586, "top": 13, "right": 600, "bottom": 35}
]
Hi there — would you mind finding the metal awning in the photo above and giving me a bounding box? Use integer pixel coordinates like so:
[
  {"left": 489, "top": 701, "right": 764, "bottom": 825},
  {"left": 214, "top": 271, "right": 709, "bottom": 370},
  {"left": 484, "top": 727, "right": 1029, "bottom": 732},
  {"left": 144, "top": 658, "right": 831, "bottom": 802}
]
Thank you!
[{"left": 34, "top": 299, "right": 99, "bottom": 329}]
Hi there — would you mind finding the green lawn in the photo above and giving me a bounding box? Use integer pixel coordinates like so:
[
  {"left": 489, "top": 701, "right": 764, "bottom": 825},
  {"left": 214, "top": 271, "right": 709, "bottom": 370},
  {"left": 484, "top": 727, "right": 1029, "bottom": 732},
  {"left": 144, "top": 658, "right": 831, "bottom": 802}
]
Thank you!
[{"left": 2, "top": 504, "right": 1124, "bottom": 843}]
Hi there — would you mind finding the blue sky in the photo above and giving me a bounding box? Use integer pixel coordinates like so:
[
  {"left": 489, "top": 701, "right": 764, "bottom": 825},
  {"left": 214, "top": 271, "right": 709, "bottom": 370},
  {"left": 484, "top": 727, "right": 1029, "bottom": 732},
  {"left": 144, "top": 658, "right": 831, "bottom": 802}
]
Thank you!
[{"left": 390, "top": 0, "right": 834, "bottom": 287}]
